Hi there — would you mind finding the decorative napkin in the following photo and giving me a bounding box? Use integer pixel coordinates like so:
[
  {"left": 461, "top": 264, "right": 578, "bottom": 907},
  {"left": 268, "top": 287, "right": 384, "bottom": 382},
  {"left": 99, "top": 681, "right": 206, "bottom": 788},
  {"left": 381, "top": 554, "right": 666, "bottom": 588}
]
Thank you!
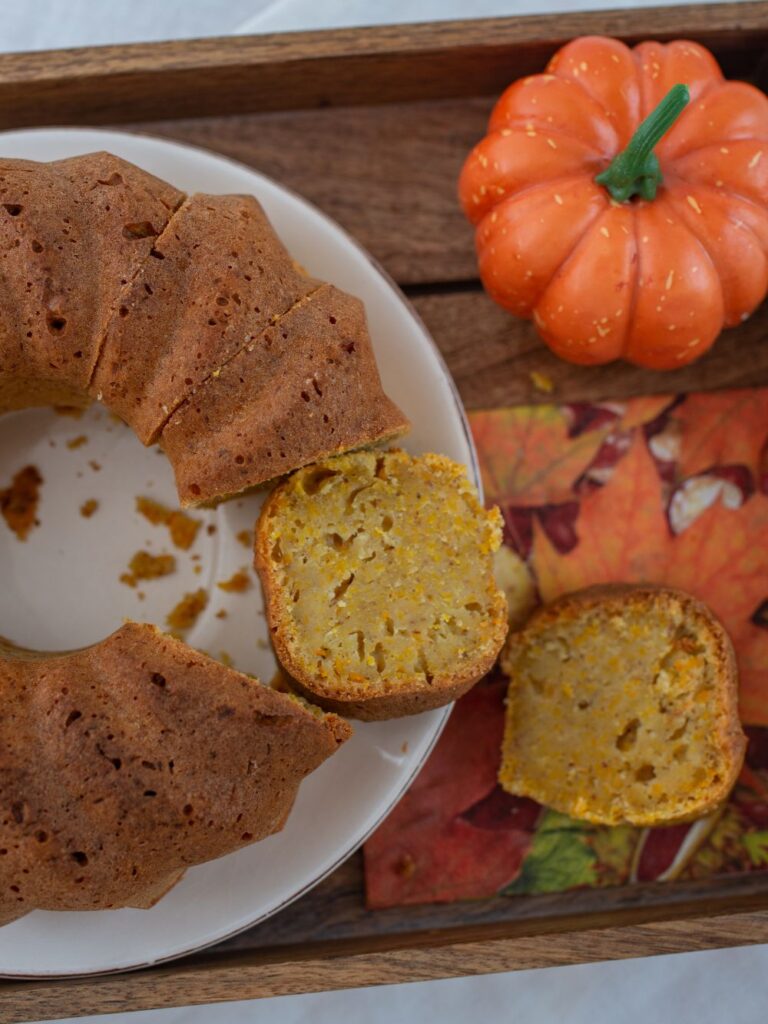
[{"left": 365, "top": 388, "right": 768, "bottom": 907}]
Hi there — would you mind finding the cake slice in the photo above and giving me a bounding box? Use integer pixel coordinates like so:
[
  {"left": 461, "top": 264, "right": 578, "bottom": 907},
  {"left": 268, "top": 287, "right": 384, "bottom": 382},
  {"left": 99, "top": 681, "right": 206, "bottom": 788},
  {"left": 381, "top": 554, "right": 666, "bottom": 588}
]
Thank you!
[
  {"left": 0, "top": 622, "right": 350, "bottom": 926},
  {"left": 0, "top": 152, "right": 184, "bottom": 412},
  {"left": 91, "top": 193, "right": 319, "bottom": 444},
  {"left": 499, "top": 584, "right": 746, "bottom": 826},
  {"left": 160, "top": 285, "right": 409, "bottom": 506},
  {"left": 254, "top": 449, "right": 508, "bottom": 720}
]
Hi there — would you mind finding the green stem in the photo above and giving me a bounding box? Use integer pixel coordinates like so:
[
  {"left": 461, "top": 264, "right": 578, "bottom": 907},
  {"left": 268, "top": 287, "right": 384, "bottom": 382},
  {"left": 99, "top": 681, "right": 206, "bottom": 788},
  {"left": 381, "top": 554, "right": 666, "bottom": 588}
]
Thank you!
[{"left": 595, "top": 83, "right": 690, "bottom": 203}]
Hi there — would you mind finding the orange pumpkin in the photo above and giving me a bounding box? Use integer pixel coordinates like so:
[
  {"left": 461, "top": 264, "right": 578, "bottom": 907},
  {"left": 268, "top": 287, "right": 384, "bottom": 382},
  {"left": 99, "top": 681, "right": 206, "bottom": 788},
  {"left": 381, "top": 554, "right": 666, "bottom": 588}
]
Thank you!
[{"left": 459, "top": 36, "right": 768, "bottom": 369}]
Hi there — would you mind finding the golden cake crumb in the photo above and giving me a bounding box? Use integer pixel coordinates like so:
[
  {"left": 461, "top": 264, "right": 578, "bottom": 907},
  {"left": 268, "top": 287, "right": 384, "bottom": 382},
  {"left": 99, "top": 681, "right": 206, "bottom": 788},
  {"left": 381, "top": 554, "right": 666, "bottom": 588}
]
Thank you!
[
  {"left": 217, "top": 569, "right": 251, "bottom": 593},
  {"left": 136, "top": 495, "right": 201, "bottom": 551},
  {"left": 66, "top": 435, "right": 88, "bottom": 450},
  {"left": 219, "top": 651, "right": 234, "bottom": 668},
  {"left": 166, "top": 588, "right": 209, "bottom": 631},
  {"left": 0, "top": 465, "right": 43, "bottom": 541},
  {"left": 237, "top": 529, "right": 252, "bottom": 548},
  {"left": 215, "top": 609, "right": 228, "bottom": 620},
  {"left": 80, "top": 498, "right": 99, "bottom": 518},
  {"left": 89, "top": 460, "right": 101, "bottom": 472},
  {"left": 120, "top": 550, "right": 176, "bottom": 588}
]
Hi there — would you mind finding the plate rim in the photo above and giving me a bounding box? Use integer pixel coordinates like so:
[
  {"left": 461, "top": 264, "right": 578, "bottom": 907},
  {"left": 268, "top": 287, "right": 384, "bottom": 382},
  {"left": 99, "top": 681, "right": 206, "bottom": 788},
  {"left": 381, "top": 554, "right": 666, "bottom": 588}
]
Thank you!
[{"left": 0, "top": 125, "right": 480, "bottom": 979}]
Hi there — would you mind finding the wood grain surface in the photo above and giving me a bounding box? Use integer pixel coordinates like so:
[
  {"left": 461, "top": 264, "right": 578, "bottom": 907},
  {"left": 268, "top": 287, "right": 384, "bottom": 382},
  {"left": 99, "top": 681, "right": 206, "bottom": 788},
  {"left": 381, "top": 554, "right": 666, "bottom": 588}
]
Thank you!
[
  {"left": 0, "top": 2, "right": 765, "bottom": 127},
  {"left": 6, "top": 908, "right": 768, "bottom": 1022},
  {"left": 5, "top": 3, "right": 768, "bottom": 1016}
]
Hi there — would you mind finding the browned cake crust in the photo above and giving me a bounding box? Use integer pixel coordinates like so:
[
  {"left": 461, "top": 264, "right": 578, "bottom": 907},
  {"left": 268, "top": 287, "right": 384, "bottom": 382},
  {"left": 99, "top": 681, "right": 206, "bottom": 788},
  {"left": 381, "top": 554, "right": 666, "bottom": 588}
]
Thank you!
[
  {"left": 160, "top": 285, "right": 409, "bottom": 507},
  {"left": 0, "top": 153, "right": 184, "bottom": 413},
  {"left": 500, "top": 584, "right": 746, "bottom": 826},
  {"left": 91, "top": 193, "right": 319, "bottom": 445},
  {"left": 0, "top": 623, "right": 350, "bottom": 926}
]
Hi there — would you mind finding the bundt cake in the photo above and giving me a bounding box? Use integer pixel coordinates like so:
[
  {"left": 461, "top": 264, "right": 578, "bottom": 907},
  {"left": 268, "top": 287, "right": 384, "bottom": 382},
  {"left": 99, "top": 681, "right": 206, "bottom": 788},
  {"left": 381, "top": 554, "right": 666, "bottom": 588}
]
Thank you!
[
  {"left": 254, "top": 450, "right": 508, "bottom": 719},
  {"left": 162, "top": 286, "right": 408, "bottom": 506},
  {"left": 0, "top": 622, "right": 350, "bottom": 926},
  {"left": 0, "top": 153, "right": 183, "bottom": 413},
  {"left": 0, "top": 151, "right": 409, "bottom": 499},
  {"left": 499, "top": 584, "right": 746, "bottom": 825},
  {"left": 0, "top": 150, "right": 406, "bottom": 924}
]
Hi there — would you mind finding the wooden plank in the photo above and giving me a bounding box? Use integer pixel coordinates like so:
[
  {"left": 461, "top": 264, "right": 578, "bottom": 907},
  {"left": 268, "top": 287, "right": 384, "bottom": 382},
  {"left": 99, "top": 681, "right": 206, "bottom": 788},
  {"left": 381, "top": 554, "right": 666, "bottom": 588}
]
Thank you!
[
  {"left": 138, "top": 98, "right": 489, "bottom": 286},
  {"left": 0, "top": 3, "right": 766, "bottom": 127},
  {"left": 6, "top": 907, "right": 768, "bottom": 1023},
  {"left": 213, "top": 855, "right": 768, "bottom": 952},
  {"left": 411, "top": 288, "right": 768, "bottom": 409}
]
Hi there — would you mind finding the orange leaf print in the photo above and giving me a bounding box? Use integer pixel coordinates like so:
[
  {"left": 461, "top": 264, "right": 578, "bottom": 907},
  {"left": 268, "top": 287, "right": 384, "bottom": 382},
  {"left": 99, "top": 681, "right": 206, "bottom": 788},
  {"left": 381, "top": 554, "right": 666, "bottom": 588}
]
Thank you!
[
  {"left": 664, "top": 494, "right": 768, "bottom": 725},
  {"left": 673, "top": 389, "right": 768, "bottom": 480},
  {"left": 533, "top": 433, "right": 672, "bottom": 600},
  {"left": 471, "top": 406, "right": 607, "bottom": 507}
]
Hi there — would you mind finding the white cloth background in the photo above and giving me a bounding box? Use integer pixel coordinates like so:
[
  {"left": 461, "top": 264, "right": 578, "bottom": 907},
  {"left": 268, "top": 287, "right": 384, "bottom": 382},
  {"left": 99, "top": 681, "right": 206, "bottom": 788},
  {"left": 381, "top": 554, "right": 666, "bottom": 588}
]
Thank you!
[{"left": 4, "top": 0, "right": 765, "bottom": 1021}]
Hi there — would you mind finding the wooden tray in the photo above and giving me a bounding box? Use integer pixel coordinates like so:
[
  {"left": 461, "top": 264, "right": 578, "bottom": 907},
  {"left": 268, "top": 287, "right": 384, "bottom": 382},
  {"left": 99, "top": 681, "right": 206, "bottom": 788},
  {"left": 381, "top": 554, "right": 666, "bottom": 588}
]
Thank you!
[{"left": 6, "top": 2, "right": 768, "bottom": 1019}]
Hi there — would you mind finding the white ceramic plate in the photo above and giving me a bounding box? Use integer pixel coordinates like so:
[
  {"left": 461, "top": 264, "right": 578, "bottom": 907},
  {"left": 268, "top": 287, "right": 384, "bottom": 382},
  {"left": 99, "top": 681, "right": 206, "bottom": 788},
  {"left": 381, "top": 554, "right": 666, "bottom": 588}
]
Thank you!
[{"left": 0, "top": 128, "right": 479, "bottom": 978}]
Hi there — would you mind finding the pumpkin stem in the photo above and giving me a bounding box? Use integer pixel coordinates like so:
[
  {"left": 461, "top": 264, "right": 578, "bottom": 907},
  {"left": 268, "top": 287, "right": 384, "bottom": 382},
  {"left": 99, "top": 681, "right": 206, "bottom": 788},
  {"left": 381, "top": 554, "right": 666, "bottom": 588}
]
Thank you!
[{"left": 595, "top": 84, "right": 690, "bottom": 203}]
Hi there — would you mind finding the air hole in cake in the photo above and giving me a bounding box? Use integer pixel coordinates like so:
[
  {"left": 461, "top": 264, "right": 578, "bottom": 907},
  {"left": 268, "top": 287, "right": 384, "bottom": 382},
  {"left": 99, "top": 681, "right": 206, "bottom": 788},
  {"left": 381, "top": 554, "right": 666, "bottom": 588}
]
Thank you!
[
  {"left": 71, "top": 851, "right": 88, "bottom": 866},
  {"left": 241, "top": 832, "right": 253, "bottom": 841},
  {"left": 3, "top": 204, "right": 22, "bottom": 216},
  {"left": 11, "top": 803, "right": 24, "bottom": 824},
  {"left": 375, "top": 456, "right": 387, "bottom": 480},
  {"left": 300, "top": 390, "right": 310, "bottom": 403},
  {"left": 373, "top": 642, "right": 386, "bottom": 672},
  {"left": 333, "top": 573, "right": 355, "bottom": 605},
  {"left": 464, "top": 601, "right": 481, "bottom": 612},
  {"left": 31, "top": 240, "right": 43, "bottom": 253},
  {"left": 416, "top": 648, "right": 433, "bottom": 684},
  {"left": 34, "top": 831, "right": 48, "bottom": 843},
  {"left": 328, "top": 315, "right": 337, "bottom": 325},
  {"left": 183, "top": 804, "right": 193, "bottom": 816},
  {"left": 635, "top": 763, "right": 656, "bottom": 783},
  {"left": 271, "top": 538, "right": 283, "bottom": 563},
  {"left": 302, "top": 467, "right": 339, "bottom": 495},
  {"left": 110, "top": 757, "right": 122, "bottom": 771},
  {"left": 65, "top": 710, "right": 82, "bottom": 728},
  {"left": 216, "top": 296, "right": 229, "bottom": 306},
  {"left": 150, "top": 673, "right": 166, "bottom": 688},
  {"left": 143, "top": 790, "right": 157, "bottom": 797},
  {"left": 326, "top": 532, "right": 346, "bottom": 551},
  {"left": 189, "top": 484, "right": 201, "bottom": 496},
  {"left": 312, "top": 378, "right": 323, "bottom": 397},
  {"left": 355, "top": 630, "right": 366, "bottom": 661},
  {"left": 46, "top": 313, "right": 67, "bottom": 333},
  {"left": 616, "top": 718, "right": 640, "bottom": 751},
  {"left": 234, "top": 455, "right": 245, "bottom": 465},
  {"left": 343, "top": 342, "right": 355, "bottom": 354},
  {"left": 119, "top": 306, "right": 129, "bottom": 318},
  {"left": 144, "top": 283, "right": 153, "bottom": 295},
  {"left": 381, "top": 514, "right": 393, "bottom": 532},
  {"left": 673, "top": 744, "right": 688, "bottom": 762},
  {"left": 669, "top": 720, "right": 688, "bottom": 741},
  {"left": 207, "top": 319, "right": 216, "bottom": 327}
]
